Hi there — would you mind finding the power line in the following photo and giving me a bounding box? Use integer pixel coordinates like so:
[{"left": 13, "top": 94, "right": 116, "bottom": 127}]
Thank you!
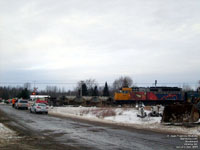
[{"left": 0, "top": 81, "right": 198, "bottom": 85}]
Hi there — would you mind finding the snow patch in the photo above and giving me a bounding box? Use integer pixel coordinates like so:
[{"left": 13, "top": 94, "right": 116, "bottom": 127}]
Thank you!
[
  {"left": 49, "top": 106, "right": 200, "bottom": 136},
  {"left": 0, "top": 123, "right": 16, "bottom": 139}
]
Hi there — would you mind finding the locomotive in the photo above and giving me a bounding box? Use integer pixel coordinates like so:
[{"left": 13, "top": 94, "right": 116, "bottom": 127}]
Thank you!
[{"left": 114, "top": 86, "right": 200, "bottom": 105}]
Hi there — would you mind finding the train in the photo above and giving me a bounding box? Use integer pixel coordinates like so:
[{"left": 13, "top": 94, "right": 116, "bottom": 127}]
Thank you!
[
  {"left": 114, "top": 86, "right": 200, "bottom": 105},
  {"left": 45, "top": 86, "right": 200, "bottom": 106}
]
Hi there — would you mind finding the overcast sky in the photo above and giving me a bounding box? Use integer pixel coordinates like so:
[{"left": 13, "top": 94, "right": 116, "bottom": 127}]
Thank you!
[{"left": 0, "top": 0, "right": 200, "bottom": 89}]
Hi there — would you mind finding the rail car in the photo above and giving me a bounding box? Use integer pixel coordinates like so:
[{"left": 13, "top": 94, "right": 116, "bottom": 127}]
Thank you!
[
  {"left": 46, "top": 87, "right": 200, "bottom": 106},
  {"left": 114, "top": 86, "right": 190, "bottom": 105}
]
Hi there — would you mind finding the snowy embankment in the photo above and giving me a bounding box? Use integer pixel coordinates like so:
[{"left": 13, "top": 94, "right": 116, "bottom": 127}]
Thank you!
[
  {"left": 0, "top": 123, "right": 16, "bottom": 143},
  {"left": 0, "top": 103, "right": 18, "bottom": 144},
  {"left": 49, "top": 106, "right": 200, "bottom": 136}
]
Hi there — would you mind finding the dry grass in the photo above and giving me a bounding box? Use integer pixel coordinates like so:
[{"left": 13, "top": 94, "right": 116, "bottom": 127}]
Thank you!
[
  {"left": 80, "top": 108, "right": 116, "bottom": 118},
  {"left": 96, "top": 108, "right": 116, "bottom": 118},
  {"left": 121, "top": 107, "right": 131, "bottom": 111},
  {"left": 79, "top": 109, "right": 90, "bottom": 116},
  {"left": 144, "top": 106, "right": 152, "bottom": 111}
]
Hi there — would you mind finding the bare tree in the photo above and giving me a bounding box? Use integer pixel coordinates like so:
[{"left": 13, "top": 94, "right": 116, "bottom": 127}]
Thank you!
[
  {"left": 76, "top": 80, "right": 84, "bottom": 90},
  {"left": 85, "top": 79, "right": 98, "bottom": 90},
  {"left": 112, "top": 76, "right": 133, "bottom": 90},
  {"left": 61, "top": 87, "right": 65, "bottom": 93},
  {"left": 46, "top": 86, "right": 58, "bottom": 97},
  {"left": 75, "top": 79, "right": 98, "bottom": 96},
  {"left": 182, "top": 84, "right": 193, "bottom": 91}
]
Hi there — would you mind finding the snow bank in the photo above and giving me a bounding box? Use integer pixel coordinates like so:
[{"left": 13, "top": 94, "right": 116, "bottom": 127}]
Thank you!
[
  {"left": 105, "top": 108, "right": 161, "bottom": 124},
  {"left": 49, "top": 106, "right": 161, "bottom": 124},
  {"left": 49, "top": 106, "right": 200, "bottom": 136},
  {"left": 0, "top": 123, "right": 16, "bottom": 139}
]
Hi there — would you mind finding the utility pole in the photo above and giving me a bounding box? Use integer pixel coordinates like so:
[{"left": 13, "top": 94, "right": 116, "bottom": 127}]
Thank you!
[
  {"left": 32, "top": 80, "right": 38, "bottom": 95},
  {"left": 33, "top": 80, "right": 36, "bottom": 89},
  {"left": 155, "top": 80, "right": 157, "bottom": 87}
]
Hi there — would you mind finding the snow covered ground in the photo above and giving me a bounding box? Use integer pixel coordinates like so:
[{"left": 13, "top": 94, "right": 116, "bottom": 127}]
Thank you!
[
  {"left": 0, "top": 104, "right": 18, "bottom": 145},
  {"left": 49, "top": 106, "right": 200, "bottom": 136},
  {"left": 0, "top": 123, "right": 16, "bottom": 142}
]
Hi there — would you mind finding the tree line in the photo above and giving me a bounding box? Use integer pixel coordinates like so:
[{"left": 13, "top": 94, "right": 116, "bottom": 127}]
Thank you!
[
  {"left": 0, "top": 76, "right": 133, "bottom": 100},
  {"left": 1, "top": 76, "right": 199, "bottom": 100},
  {"left": 0, "top": 86, "right": 30, "bottom": 100}
]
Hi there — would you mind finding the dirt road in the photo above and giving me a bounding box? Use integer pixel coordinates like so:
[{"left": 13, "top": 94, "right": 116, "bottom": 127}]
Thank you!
[{"left": 0, "top": 104, "right": 199, "bottom": 150}]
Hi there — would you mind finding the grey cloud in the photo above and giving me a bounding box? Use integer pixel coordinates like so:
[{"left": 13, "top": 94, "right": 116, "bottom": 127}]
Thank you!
[{"left": 0, "top": 0, "right": 200, "bottom": 89}]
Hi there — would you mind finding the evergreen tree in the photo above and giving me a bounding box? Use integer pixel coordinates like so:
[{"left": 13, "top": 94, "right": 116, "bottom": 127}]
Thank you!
[
  {"left": 2, "top": 88, "right": 9, "bottom": 99},
  {"left": 103, "top": 82, "right": 109, "bottom": 96},
  {"left": 18, "top": 88, "right": 30, "bottom": 99},
  {"left": 92, "top": 86, "right": 99, "bottom": 96},
  {"left": 81, "top": 83, "right": 88, "bottom": 96}
]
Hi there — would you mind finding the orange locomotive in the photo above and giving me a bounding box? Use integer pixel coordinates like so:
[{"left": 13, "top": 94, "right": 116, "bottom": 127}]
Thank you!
[{"left": 114, "top": 87, "right": 183, "bottom": 105}]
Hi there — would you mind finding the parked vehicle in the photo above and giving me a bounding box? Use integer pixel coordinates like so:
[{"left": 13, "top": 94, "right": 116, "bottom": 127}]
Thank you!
[
  {"left": 30, "top": 103, "right": 48, "bottom": 114},
  {"left": 3, "top": 99, "right": 9, "bottom": 104},
  {"left": 35, "top": 99, "right": 48, "bottom": 105},
  {"left": 15, "top": 99, "right": 28, "bottom": 110}
]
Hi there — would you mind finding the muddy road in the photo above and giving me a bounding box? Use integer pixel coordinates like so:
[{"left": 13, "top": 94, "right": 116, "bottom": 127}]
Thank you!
[{"left": 0, "top": 104, "right": 198, "bottom": 150}]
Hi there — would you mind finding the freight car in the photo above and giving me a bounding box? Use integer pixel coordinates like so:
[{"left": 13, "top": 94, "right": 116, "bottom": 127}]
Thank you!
[
  {"left": 114, "top": 86, "right": 189, "bottom": 105},
  {"left": 47, "top": 87, "right": 200, "bottom": 106}
]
